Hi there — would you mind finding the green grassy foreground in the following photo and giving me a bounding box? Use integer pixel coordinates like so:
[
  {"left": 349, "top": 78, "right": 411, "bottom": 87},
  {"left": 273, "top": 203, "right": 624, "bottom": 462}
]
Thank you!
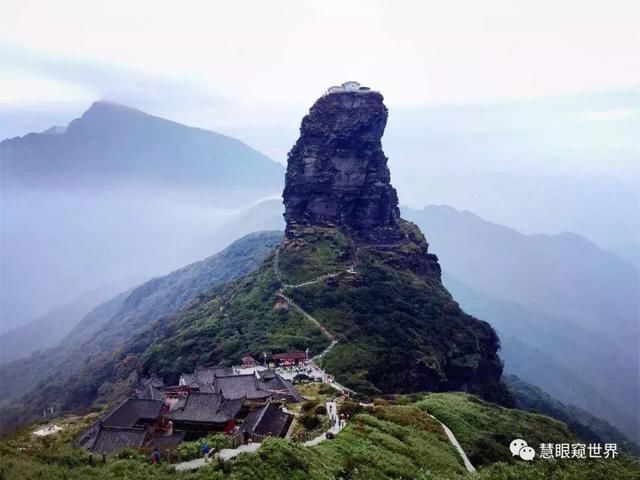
[{"left": 2, "top": 393, "right": 638, "bottom": 480}]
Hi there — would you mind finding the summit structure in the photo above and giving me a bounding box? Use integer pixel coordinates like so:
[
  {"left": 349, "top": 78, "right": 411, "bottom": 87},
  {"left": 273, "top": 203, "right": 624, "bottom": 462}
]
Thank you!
[{"left": 283, "top": 85, "right": 403, "bottom": 243}]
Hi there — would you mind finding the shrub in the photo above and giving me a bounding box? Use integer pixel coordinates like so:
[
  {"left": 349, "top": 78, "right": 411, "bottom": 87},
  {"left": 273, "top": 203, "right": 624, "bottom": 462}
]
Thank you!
[
  {"left": 338, "top": 401, "right": 361, "bottom": 419},
  {"left": 314, "top": 405, "right": 327, "bottom": 415},
  {"left": 175, "top": 433, "right": 231, "bottom": 462},
  {"left": 293, "top": 373, "right": 312, "bottom": 384},
  {"left": 317, "top": 384, "right": 338, "bottom": 395},
  {"left": 299, "top": 414, "right": 321, "bottom": 431},
  {"left": 301, "top": 400, "right": 319, "bottom": 413}
]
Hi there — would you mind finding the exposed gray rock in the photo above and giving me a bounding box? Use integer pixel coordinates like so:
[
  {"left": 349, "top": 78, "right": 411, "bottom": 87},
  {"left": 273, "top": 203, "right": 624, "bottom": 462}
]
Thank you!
[{"left": 283, "top": 90, "right": 402, "bottom": 243}]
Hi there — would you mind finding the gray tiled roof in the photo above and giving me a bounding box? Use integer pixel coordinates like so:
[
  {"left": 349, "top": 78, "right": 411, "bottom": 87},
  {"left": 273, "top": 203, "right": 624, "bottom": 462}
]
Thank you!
[
  {"left": 136, "top": 377, "right": 166, "bottom": 401},
  {"left": 180, "top": 366, "right": 234, "bottom": 387},
  {"left": 258, "top": 372, "right": 304, "bottom": 403},
  {"left": 195, "top": 366, "right": 233, "bottom": 385},
  {"left": 89, "top": 426, "right": 147, "bottom": 455},
  {"left": 168, "top": 392, "right": 243, "bottom": 423},
  {"left": 213, "top": 374, "right": 272, "bottom": 400},
  {"left": 102, "top": 398, "right": 164, "bottom": 427},
  {"left": 240, "top": 403, "right": 293, "bottom": 438}
]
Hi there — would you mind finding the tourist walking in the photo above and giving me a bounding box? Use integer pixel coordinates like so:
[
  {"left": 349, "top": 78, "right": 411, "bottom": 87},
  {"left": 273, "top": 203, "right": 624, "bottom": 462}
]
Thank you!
[
  {"left": 151, "top": 448, "right": 161, "bottom": 464},
  {"left": 202, "top": 441, "right": 211, "bottom": 462}
]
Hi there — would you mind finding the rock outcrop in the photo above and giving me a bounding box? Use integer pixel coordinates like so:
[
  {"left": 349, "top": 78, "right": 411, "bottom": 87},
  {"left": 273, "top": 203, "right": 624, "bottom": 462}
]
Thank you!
[
  {"left": 283, "top": 89, "right": 402, "bottom": 243},
  {"left": 277, "top": 84, "right": 511, "bottom": 405}
]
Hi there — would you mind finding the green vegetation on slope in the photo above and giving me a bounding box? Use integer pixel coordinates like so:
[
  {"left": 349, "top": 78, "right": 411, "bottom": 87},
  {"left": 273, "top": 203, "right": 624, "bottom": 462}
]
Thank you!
[
  {"left": 281, "top": 225, "right": 509, "bottom": 405},
  {"left": 138, "top": 257, "right": 329, "bottom": 382},
  {"left": 277, "top": 226, "right": 352, "bottom": 285},
  {"left": 227, "top": 405, "right": 467, "bottom": 480},
  {"left": 2, "top": 393, "right": 638, "bottom": 480},
  {"left": 417, "top": 392, "right": 577, "bottom": 467}
]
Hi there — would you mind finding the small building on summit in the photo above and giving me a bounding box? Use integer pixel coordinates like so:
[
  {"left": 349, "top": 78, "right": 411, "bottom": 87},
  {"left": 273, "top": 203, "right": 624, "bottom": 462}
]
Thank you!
[{"left": 325, "top": 81, "right": 372, "bottom": 95}]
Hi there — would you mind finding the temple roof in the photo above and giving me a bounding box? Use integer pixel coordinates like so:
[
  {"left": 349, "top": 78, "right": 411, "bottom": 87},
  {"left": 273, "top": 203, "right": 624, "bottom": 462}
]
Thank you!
[
  {"left": 89, "top": 426, "right": 147, "bottom": 455},
  {"left": 240, "top": 403, "right": 293, "bottom": 438},
  {"left": 213, "top": 374, "right": 272, "bottom": 400},
  {"left": 136, "top": 377, "right": 166, "bottom": 401},
  {"left": 168, "top": 392, "right": 243, "bottom": 423},
  {"left": 180, "top": 366, "right": 234, "bottom": 387},
  {"left": 101, "top": 398, "right": 164, "bottom": 428}
]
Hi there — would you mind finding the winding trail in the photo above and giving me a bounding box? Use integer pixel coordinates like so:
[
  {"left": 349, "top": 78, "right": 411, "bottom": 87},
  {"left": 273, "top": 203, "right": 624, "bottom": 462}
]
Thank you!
[
  {"left": 428, "top": 414, "right": 477, "bottom": 473},
  {"left": 176, "top": 246, "right": 477, "bottom": 474},
  {"left": 175, "top": 407, "right": 345, "bottom": 471},
  {"left": 273, "top": 245, "right": 477, "bottom": 473},
  {"left": 273, "top": 248, "right": 356, "bottom": 393}
]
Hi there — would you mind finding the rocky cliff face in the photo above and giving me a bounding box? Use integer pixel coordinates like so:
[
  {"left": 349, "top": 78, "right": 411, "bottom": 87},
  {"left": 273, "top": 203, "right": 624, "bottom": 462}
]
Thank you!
[
  {"left": 283, "top": 90, "right": 402, "bottom": 243},
  {"left": 278, "top": 86, "right": 511, "bottom": 404}
]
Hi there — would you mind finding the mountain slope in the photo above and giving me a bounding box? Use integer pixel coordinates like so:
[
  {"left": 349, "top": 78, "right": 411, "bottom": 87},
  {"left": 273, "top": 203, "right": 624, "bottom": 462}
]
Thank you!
[
  {"left": 504, "top": 375, "right": 639, "bottom": 456},
  {"left": 1, "top": 101, "right": 284, "bottom": 193},
  {"left": 443, "top": 272, "right": 639, "bottom": 441},
  {"left": 402, "top": 205, "right": 638, "bottom": 347},
  {"left": 63, "top": 230, "right": 285, "bottom": 350},
  {"left": 402, "top": 204, "right": 639, "bottom": 441},
  {"left": 0, "top": 231, "right": 283, "bottom": 431},
  {"left": 0, "top": 283, "right": 128, "bottom": 363}
]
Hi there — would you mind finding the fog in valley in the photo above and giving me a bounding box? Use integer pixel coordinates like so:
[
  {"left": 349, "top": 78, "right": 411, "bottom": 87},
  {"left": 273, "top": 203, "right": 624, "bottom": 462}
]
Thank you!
[
  {"left": 1, "top": 185, "right": 256, "bottom": 331},
  {"left": 2, "top": 87, "right": 638, "bottom": 335}
]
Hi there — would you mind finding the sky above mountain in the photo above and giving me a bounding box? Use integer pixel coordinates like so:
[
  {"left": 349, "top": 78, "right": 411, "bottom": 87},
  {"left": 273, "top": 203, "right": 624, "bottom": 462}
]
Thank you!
[
  {"left": 0, "top": 1, "right": 638, "bottom": 321},
  {"left": 1, "top": 0, "right": 638, "bottom": 108}
]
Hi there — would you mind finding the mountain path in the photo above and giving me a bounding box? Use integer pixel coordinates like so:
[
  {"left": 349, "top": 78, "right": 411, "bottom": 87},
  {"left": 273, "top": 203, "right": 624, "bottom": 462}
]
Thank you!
[
  {"left": 427, "top": 414, "right": 477, "bottom": 473},
  {"left": 274, "top": 246, "right": 476, "bottom": 473},
  {"left": 174, "top": 405, "right": 346, "bottom": 471},
  {"left": 176, "top": 245, "right": 476, "bottom": 473}
]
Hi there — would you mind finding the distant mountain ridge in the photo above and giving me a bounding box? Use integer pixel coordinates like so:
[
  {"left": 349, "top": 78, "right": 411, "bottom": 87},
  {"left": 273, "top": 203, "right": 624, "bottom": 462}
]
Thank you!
[
  {"left": 0, "top": 282, "right": 134, "bottom": 363},
  {"left": 402, "top": 204, "right": 639, "bottom": 442},
  {"left": 0, "top": 231, "right": 282, "bottom": 431},
  {"left": 403, "top": 205, "right": 638, "bottom": 344},
  {"left": 1, "top": 100, "right": 284, "bottom": 194},
  {"left": 1, "top": 101, "right": 285, "bottom": 331}
]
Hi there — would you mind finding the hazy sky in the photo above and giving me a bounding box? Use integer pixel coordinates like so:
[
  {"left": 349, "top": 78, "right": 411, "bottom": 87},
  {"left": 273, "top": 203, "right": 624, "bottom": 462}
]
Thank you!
[
  {"left": 1, "top": 0, "right": 639, "bottom": 326},
  {"left": 1, "top": 0, "right": 639, "bottom": 110}
]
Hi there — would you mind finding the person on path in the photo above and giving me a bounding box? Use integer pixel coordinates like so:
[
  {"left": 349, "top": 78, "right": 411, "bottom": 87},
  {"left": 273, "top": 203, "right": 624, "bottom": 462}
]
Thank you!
[
  {"left": 202, "top": 441, "right": 211, "bottom": 462},
  {"left": 151, "top": 448, "right": 161, "bottom": 464}
]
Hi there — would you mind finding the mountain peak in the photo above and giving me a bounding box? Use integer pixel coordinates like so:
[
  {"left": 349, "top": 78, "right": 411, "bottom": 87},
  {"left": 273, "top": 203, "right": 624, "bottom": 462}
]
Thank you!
[
  {"left": 283, "top": 86, "right": 402, "bottom": 242},
  {"left": 77, "top": 100, "right": 149, "bottom": 123},
  {"left": 41, "top": 125, "right": 67, "bottom": 135},
  {"left": 86, "top": 100, "right": 145, "bottom": 115}
]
